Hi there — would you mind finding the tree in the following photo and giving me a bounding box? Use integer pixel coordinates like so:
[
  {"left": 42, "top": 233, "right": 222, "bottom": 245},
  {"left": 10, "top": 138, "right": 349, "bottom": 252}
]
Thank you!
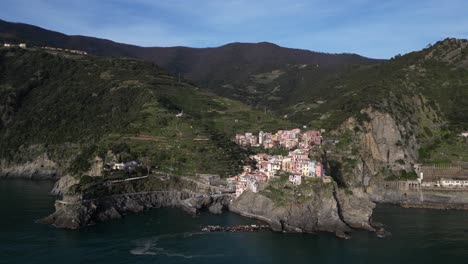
[{"left": 140, "top": 156, "right": 152, "bottom": 176}]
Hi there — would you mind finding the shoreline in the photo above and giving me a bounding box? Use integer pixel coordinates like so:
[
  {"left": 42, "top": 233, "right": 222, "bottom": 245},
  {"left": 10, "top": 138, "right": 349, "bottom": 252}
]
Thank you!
[
  {"left": 6, "top": 177, "right": 468, "bottom": 238},
  {"left": 0, "top": 174, "right": 59, "bottom": 181}
]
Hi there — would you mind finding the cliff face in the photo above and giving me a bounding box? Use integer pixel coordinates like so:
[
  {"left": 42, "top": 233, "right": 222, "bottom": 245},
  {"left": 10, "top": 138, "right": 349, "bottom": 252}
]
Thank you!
[
  {"left": 333, "top": 95, "right": 440, "bottom": 188},
  {"left": 229, "top": 184, "right": 375, "bottom": 236},
  {"left": 335, "top": 188, "right": 375, "bottom": 230},
  {"left": 0, "top": 153, "right": 60, "bottom": 180},
  {"left": 360, "top": 109, "right": 418, "bottom": 172},
  {"left": 0, "top": 142, "right": 81, "bottom": 180}
]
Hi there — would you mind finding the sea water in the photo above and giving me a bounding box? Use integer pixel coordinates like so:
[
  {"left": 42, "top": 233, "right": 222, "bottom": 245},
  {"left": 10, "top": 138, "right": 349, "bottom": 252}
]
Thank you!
[{"left": 1, "top": 179, "right": 468, "bottom": 264}]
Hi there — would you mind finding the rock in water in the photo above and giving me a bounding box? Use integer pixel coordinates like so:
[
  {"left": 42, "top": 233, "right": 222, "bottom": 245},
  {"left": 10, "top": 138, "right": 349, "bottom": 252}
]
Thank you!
[
  {"left": 208, "top": 203, "right": 224, "bottom": 214},
  {"left": 230, "top": 185, "right": 375, "bottom": 236},
  {"left": 42, "top": 191, "right": 233, "bottom": 229},
  {"left": 376, "top": 228, "right": 392, "bottom": 239},
  {"left": 335, "top": 230, "right": 351, "bottom": 239}
]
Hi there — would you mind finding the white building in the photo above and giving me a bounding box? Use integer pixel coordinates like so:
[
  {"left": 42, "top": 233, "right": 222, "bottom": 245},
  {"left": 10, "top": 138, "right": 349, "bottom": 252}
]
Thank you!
[
  {"left": 289, "top": 175, "right": 302, "bottom": 185},
  {"left": 439, "top": 179, "right": 468, "bottom": 188},
  {"left": 235, "top": 181, "right": 247, "bottom": 198},
  {"left": 248, "top": 180, "right": 259, "bottom": 193},
  {"left": 235, "top": 176, "right": 259, "bottom": 198},
  {"left": 112, "top": 163, "right": 125, "bottom": 170},
  {"left": 19, "top": 43, "right": 27, "bottom": 48}
]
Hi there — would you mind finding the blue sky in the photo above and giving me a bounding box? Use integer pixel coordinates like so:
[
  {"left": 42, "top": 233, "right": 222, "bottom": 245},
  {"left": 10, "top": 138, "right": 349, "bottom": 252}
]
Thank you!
[{"left": 1, "top": 0, "right": 467, "bottom": 58}]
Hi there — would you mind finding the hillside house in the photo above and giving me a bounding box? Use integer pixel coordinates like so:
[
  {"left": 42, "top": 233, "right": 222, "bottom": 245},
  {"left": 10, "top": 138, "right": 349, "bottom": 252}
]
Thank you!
[
  {"left": 315, "top": 163, "right": 323, "bottom": 177},
  {"left": 111, "top": 163, "right": 125, "bottom": 170},
  {"left": 289, "top": 175, "right": 302, "bottom": 185},
  {"left": 440, "top": 179, "right": 468, "bottom": 187},
  {"left": 236, "top": 181, "right": 247, "bottom": 198}
]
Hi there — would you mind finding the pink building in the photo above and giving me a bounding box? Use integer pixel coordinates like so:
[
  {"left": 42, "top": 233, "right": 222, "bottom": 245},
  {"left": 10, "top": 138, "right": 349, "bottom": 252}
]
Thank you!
[
  {"left": 255, "top": 172, "right": 268, "bottom": 183},
  {"left": 315, "top": 163, "right": 323, "bottom": 177}
]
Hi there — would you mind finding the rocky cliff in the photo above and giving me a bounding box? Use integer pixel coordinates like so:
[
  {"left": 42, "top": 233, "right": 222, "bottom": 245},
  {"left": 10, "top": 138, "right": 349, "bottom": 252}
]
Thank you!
[
  {"left": 42, "top": 191, "right": 232, "bottom": 229},
  {"left": 0, "top": 143, "right": 81, "bottom": 180},
  {"left": 0, "top": 153, "right": 60, "bottom": 180},
  {"left": 229, "top": 183, "right": 375, "bottom": 238},
  {"left": 329, "top": 95, "right": 440, "bottom": 188}
]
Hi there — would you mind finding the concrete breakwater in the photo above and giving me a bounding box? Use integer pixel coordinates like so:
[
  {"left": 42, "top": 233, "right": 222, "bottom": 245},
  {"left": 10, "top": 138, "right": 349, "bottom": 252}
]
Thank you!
[{"left": 201, "top": 224, "right": 270, "bottom": 232}]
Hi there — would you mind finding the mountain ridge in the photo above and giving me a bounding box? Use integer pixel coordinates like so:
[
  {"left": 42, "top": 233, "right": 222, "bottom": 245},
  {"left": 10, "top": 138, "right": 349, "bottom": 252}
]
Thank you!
[
  {"left": 0, "top": 19, "right": 383, "bottom": 93},
  {"left": 0, "top": 19, "right": 379, "bottom": 57}
]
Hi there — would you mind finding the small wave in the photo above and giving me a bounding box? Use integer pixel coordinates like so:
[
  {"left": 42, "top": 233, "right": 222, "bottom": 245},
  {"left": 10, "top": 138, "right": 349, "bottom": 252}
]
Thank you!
[
  {"left": 130, "top": 240, "right": 157, "bottom": 255},
  {"left": 130, "top": 232, "right": 223, "bottom": 258}
]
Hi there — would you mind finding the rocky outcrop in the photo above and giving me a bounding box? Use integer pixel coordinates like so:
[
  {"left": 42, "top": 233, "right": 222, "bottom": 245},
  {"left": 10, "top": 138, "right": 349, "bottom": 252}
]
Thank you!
[
  {"left": 334, "top": 103, "right": 435, "bottom": 188},
  {"left": 0, "top": 143, "right": 83, "bottom": 180},
  {"left": 41, "top": 191, "right": 233, "bottom": 229},
  {"left": 50, "top": 175, "right": 80, "bottom": 195},
  {"left": 360, "top": 109, "right": 417, "bottom": 171},
  {"left": 0, "top": 153, "right": 60, "bottom": 180},
  {"left": 229, "top": 185, "right": 375, "bottom": 237},
  {"left": 335, "top": 188, "right": 375, "bottom": 231},
  {"left": 87, "top": 156, "right": 104, "bottom": 177},
  {"left": 341, "top": 109, "right": 418, "bottom": 178}
]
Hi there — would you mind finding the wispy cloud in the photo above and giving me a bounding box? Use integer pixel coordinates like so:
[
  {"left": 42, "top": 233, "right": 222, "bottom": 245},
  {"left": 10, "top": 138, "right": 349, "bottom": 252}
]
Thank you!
[{"left": 1, "top": 0, "right": 467, "bottom": 58}]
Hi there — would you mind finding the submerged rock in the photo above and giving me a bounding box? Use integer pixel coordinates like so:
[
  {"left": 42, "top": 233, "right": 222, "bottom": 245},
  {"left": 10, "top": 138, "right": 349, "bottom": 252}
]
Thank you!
[
  {"left": 376, "top": 228, "right": 392, "bottom": 239},
  {"left": 335, "top": 230, "right": 351, "bottom": 240},
  {"left": 201, "top": 224, "right": 270, "bottom": 232}
]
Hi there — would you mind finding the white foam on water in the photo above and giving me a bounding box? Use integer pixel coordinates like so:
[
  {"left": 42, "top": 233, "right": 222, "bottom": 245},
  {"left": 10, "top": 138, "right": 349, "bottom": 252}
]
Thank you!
[
  {"left": 130, "top": 240, "right": 157, "bottom": 255},
  {"left": 130, "top": 232, "right": 224, "bottom": 258}
]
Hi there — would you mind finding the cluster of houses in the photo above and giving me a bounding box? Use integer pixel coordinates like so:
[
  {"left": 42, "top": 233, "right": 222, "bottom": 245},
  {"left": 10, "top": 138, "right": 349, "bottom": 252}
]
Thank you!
[
  {"left": 41, "top": 46, "right": 88, "bottom": 55},
  {"left": 3, "top": 43, "right": 27, "bottom": 48},
  {"left": 251, "top": 149, "right": 324, "bottom": 178},
  {"left": 2, "top": 42, "right": 88, "bottom": 55},
  {"left": 235, "top": 129, "right": 322, "bottom": 150},
  {"left": 105, "top": 161, "right": 139, "bottom": 173},
  {"left": 228, "top": 149, "right": 328, "bottom": 198}
]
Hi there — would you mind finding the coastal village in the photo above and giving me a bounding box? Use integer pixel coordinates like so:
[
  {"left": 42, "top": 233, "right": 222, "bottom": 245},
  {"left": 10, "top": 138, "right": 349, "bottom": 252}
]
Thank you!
[
  {"left": 229, "top": 128, "right": 332, "bottom": 198},
  {"left": 85, "top": 125, "right": 468, "bottom": 197},
  {"left": 6, "top": 42, "right": 467, "bottom": 196}
]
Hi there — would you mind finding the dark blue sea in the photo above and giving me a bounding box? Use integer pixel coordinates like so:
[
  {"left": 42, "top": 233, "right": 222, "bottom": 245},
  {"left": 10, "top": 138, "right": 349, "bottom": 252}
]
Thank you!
[{"left": 1, "top": 179, "right": 468, "bottom": 264}]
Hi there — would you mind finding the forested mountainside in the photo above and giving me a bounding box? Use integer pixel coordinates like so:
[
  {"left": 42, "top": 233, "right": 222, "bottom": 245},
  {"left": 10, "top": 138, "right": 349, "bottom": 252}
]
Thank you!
[
  {"left": 0, "top": 19, "right": 381, "bottom": 96},
  {"left": 309, "top": 38, "right": 468, "bottom": 187},
  {"left": 242, "top": 38, "right": 468, "bottom": 133},
  {"left": 0, "top": 47, "right": 291, "bottom": 178}
]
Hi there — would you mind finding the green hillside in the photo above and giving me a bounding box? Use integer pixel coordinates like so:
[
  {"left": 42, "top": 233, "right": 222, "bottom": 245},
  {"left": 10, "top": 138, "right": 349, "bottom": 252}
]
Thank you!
[
  {"left": 218, "top": 39, "right": 467, "bottom": 133},
  {"left": 0, "top": 47, "right": 292, "bottom": 177}
]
